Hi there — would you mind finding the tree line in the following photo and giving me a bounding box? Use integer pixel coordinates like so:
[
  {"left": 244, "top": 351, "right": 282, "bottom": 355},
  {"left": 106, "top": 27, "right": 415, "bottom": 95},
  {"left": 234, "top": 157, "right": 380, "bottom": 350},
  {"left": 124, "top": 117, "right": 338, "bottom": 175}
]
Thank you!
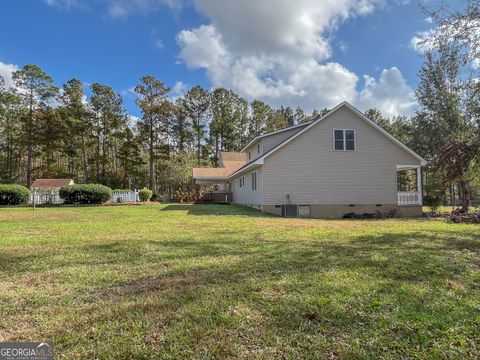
[
  {"left": 0, "top": 69, "right": 326, "bottom": 198},
  {"left": 0, "top": 1, "right": 479, "bottom": 207}
]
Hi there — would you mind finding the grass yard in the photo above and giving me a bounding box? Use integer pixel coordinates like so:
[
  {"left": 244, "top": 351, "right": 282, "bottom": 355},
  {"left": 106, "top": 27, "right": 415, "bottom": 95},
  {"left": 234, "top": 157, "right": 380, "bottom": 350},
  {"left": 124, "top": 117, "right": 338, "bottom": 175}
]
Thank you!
[
  {"left": 423, "top": 206, "right": 480, "bottom": 214},
  {"left": 0, "top": 204, "right": 479, "bottom": 359}
]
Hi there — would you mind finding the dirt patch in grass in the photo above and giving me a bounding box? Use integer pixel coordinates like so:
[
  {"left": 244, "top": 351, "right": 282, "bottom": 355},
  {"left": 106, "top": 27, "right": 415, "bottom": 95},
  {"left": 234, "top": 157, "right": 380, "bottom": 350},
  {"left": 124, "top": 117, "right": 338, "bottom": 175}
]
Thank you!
[{"left": 85, "top": 274, "right": 206, "bottom": 302}]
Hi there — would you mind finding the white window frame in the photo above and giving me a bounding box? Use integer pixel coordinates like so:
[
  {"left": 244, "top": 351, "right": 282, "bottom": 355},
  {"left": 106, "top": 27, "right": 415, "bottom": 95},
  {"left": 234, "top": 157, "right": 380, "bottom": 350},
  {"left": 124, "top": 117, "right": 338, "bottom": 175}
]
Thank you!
[
  {"left": 251, "top": 172, "right": 257, "bottom": 191},
  {"left": 239, "top": 176, "right": 245, "bottom": 189},
  {"left": 333, "top": 128, "right": 356, "bottom": 151}
]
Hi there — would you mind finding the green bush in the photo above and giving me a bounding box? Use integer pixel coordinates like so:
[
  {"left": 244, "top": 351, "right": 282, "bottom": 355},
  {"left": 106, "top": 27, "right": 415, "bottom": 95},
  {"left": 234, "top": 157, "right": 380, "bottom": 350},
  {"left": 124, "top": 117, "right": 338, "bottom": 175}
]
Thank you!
[
  {"left": 424, "top": 194, "right": 442, "bottom": 214},
  {"left": 0, "top": 184, "right": 31, "bottom": 205},
  {"left": 60, "top": 184, "right": 112, "bottom": 205},
  {"left": 139, "top": 188, "right": 153, "bottom": 202}
]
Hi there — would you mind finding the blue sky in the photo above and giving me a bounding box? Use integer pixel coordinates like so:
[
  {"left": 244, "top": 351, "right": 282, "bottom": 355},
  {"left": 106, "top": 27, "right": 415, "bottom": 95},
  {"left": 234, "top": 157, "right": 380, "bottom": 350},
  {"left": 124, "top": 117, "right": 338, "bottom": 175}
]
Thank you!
[{"left": 0, "top": 0, "right": 442, "bottom": 117}]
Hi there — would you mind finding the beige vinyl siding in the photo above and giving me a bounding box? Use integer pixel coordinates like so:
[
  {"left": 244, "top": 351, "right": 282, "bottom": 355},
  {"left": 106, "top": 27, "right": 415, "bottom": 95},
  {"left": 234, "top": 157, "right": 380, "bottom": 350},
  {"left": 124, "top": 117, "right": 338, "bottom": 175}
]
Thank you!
[
  {"left": 262, "top": 107, "right": 421, "bottom": 205},
  {"left": 244, "top": 141, "right": 263, "bottom": 162},
  {"left": 261, "top": 127, "right": 305, "bottom": 153},
  {"left": 230, "top": 166, "right": 263, "bottom": 206},
  {"left": 243, "top": 126, "right": 306, "bottom": 163}
]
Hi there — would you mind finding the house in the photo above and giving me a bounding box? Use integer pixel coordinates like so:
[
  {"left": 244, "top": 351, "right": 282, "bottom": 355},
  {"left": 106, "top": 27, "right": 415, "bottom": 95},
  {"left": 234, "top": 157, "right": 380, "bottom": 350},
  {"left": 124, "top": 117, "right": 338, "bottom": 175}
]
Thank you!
[
  {"left": 31, "top": 178, "right": 74, "bottom": 204},
  {"left": 193, "top": 152, "right": 246, "bottom": 203},
  {"left": 193, "top": 102, "right": 426, "bottom": 218}
]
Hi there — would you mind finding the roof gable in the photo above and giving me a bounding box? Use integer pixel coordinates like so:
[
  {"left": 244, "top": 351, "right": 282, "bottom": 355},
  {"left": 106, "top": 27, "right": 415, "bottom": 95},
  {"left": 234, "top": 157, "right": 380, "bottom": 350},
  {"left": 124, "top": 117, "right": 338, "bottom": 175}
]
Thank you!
[
  {"left": 31, "top": 178, "right": 74, "bottom": 188},
  {"left": 240, "top": 122, "right": 311, "bottom": 152},
  {"left": 227, "top": 102, "right": 426, "bottom": 179},
  {"left": 193, "top": 152, "right": 246, "bottom": 180}
]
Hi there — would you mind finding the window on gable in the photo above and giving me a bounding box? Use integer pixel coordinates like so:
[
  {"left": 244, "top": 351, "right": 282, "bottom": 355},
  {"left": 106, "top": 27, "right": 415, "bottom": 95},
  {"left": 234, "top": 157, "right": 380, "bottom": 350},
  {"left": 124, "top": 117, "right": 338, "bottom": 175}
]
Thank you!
[
  {"left": 248, "top": 151, "right": 251, "bottom": 160},
  {"left": 257, "top": 143, "right": 260, "bottom": 154},
  {"left": 251, "top": 172, "right": 257, "bottom": 191},
  {"left": 333, "top": 129, "right": 356, "bottom": 151}
]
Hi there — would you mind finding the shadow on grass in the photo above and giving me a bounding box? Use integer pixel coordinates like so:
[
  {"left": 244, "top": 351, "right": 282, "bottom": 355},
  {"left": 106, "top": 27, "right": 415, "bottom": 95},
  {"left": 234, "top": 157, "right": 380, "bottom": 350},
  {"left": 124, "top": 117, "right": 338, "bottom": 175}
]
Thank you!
[
  {"left": 3, "top": 220, "right": 480, "bottom": 357},
  {"left": 160, "top": 203, "right": 271, "bottom": 217},
  {"left": 443, "top": 236, "right": 480, "bottom": 252}
]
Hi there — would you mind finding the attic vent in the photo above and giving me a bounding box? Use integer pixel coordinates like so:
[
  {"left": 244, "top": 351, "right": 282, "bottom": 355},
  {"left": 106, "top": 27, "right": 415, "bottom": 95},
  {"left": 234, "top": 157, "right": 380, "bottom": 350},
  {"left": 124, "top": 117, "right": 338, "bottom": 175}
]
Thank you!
[{"left": 281, "top": 204, "right": 298, "bottom": 218}]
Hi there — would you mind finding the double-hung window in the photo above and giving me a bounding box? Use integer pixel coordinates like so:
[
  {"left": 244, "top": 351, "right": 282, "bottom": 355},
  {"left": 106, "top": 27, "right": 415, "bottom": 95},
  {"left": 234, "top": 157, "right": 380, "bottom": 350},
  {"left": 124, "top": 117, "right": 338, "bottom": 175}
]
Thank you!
[
  {"left": 251, "top": 172, "right": 257, "bottom": 191},
  {"left": 333, "top": 129, "right": 356, "bottom": 151},
  {"left": 239, "top": 177, "right": 245, "bottom": 189}
]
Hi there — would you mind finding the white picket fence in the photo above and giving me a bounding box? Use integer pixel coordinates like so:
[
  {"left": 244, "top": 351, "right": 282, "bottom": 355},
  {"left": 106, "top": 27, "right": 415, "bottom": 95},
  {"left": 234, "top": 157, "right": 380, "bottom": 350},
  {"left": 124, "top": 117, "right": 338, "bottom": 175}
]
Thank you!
[
  {"left": 112, "top": 190, "right": 139, "bottom": 203},
  {"left": 30, "top": 189, "right": 140, "bottom": 205},
  {"left": 30, "top": 191, "right": 64, "bottom": 205}
]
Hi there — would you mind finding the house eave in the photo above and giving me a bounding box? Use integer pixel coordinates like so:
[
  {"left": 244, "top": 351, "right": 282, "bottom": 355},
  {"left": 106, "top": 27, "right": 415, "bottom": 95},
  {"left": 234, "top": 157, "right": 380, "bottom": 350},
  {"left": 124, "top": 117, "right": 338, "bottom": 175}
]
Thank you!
[
  {"left": 227, "top": 159, "right": 264, "bottom": 179},
  {"left": 193, "top": 176, "right": 227, "bottom": 181}
]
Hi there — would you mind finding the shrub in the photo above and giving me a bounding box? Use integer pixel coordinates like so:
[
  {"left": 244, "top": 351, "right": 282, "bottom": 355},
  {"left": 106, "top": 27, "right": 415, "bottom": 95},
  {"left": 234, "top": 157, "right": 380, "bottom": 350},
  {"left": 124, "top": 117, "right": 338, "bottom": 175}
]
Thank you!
[
  {"left": 424, "top": 194, "right": 442, "bottom": 214},
  {"left": 60, "top": 184, "right": 112, "bottom": 205},
  {"left": 0, "top": 184, "right": 31, "bottom": 205},
  {"left": 139, "top": 188, "right": 153, "bottom": 202},
  {"left": 116, "top": 197, "right": 124, "bottom": 203}
]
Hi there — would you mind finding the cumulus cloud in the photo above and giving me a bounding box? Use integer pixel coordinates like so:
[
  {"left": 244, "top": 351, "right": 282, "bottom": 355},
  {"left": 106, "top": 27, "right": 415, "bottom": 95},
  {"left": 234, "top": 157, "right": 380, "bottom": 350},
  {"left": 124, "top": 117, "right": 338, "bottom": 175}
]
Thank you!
[
  {"left": 192, "top": 0, "right": 381, "bottom": 61},
  {"left": 358, "top": 67, "right": 417, "bottom": 118},
  {"left": 177, "top": 0, "right": 417, "bottom": 116},
  {"left": 0, "top": 61, "right": 19, "bottom": 89}
]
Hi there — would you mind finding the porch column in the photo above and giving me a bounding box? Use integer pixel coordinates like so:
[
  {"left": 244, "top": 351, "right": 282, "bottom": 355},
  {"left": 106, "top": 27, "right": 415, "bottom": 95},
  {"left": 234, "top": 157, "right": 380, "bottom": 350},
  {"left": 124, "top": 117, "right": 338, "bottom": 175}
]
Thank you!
[{"left": 416, "top": 166, "right": 423, "bottom": 205}]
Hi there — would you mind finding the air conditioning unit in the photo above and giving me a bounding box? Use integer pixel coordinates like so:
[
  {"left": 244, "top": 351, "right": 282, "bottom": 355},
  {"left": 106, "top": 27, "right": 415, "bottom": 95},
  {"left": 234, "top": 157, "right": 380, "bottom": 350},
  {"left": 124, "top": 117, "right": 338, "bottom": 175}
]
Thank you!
[{"left": 281, "top": 204, "right": 298, "bottom": 218}]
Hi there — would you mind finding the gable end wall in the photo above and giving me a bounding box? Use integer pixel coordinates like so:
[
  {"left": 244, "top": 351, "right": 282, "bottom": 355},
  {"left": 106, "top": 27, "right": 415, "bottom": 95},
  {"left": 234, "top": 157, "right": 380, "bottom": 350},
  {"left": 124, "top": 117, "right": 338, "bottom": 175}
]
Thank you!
[{"left": 262, "top": 107, "right": 421, "bottom": 205}]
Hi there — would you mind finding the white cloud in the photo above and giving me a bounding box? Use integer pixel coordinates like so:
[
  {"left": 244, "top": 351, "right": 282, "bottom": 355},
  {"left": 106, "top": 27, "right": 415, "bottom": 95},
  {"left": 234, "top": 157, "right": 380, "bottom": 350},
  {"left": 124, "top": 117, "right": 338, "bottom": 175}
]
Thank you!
[
  {"left": 358, "top": 67, "right": 417, "bottom": 117},
  {"left": 0, "top": 61, "right": 19, "bottom": 89},
  {"left": 410, "top": 30, "right": 435, "bottom": 53},
  {"left": 44, "top": 0, "right": 81, "bottom": 9},
  {"left": 338, "top": 41, "right": 348, "bottom": 54},
  {"left": 191, "top": 0, "right": 382, "bottom": 61},
  {"left": 107, "top": 0, "right": 183, "bottom": 18},
  {"left": 127, "top": 115, "right": 141, "bottom": 128},
  {"left": 154, "top": 39, "right": 164, "bottom": 49},
  {"left": 473, "top": 58, "right": 480, "bottom": 70},
  {"left": 168, "top": 81, "right": 190, "bottom": 101},
  {"left": 177, "top": 0, "right": 417, "bottom": 116}
]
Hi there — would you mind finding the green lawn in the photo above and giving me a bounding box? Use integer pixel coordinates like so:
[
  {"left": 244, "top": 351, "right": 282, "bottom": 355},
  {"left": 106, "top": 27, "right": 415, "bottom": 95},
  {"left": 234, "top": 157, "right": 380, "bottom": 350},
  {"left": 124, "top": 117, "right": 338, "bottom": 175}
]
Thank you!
[
  {"left": 0, "top": 204, "right": 479, "bottom": 359},
  {"left": 423, "top": 206, "right": 480, "bottom": 214}
]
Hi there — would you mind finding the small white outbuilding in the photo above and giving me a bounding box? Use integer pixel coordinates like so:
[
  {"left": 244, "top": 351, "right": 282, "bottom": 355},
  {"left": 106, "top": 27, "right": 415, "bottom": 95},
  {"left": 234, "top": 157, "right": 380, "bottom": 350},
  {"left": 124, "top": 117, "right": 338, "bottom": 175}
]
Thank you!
[{"left": 30, "top": 178, "right": 74, "bottom": 204}]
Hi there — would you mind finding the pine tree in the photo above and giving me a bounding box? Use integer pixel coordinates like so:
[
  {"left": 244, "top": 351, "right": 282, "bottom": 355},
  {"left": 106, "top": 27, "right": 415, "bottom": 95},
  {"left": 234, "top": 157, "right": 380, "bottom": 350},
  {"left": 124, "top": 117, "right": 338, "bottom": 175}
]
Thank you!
[
  {"left": 134, "top": 75, "right": 171, "bottom": 192},
  {"left": 12, "top": 64, "right": 57, "bottom": 185},
  {"left": 183, "top": 86, "right": 210, "bottom": 165}
]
